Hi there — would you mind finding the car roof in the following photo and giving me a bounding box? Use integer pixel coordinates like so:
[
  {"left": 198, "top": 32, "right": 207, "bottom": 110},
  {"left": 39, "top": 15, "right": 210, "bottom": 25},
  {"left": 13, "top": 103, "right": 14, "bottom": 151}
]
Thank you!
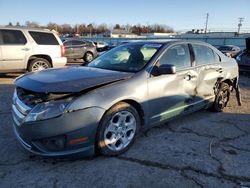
[
  {"left": 0, "top": 26, "right": 55, "bottom": 33},
  {"left": 63, "top": 39, "right": 94, "bottom": 43}
]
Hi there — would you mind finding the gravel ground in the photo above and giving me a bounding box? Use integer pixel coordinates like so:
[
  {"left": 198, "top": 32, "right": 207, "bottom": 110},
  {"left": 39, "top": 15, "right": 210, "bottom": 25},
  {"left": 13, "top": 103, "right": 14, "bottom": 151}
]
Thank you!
[{"left": 0, "top": 72, "right": 250, "bottom": 188}]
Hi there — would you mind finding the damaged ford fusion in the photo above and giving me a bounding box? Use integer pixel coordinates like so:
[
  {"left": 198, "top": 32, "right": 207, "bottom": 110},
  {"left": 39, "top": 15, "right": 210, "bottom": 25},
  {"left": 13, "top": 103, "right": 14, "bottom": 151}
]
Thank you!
[{"left": 12, "top": 40, "right": 241, "bottom": 157}]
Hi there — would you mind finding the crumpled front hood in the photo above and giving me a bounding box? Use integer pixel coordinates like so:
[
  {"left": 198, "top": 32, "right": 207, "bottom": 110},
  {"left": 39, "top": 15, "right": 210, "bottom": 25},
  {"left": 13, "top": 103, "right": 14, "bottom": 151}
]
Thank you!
[{"left": 15, "top": 66, "right": 133, "bottom": 93}]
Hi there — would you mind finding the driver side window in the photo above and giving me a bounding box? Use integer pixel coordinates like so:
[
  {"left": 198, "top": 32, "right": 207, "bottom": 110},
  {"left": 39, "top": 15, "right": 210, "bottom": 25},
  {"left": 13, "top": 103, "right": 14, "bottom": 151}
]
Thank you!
[{"left": 160, "top": 44, "right": 191, "bottom": 70}]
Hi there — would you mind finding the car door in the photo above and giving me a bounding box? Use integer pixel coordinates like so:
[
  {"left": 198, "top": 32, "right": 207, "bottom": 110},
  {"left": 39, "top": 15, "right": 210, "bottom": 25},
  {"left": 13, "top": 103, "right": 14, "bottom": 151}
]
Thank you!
[
  {"left": 1, "top": 29, "right": 32, "bottom": 70},
  {"left": 71, "top": 40, "right": 86, "bottom": 58},
  {"left": 147, "top": 43, "right": 199, "bottom": 125},
  {"left": 191, "top": 44, "right": 223, "bottom": 101},
  {"left": 64, "top": 41, "right": 74, "bottom": 58}
]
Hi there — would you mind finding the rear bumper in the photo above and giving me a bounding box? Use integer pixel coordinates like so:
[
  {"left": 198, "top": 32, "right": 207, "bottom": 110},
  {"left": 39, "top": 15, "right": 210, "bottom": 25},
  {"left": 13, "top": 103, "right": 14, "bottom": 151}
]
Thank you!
[{"left": 52, "top": 57, "right": 67, "bottom": 68}]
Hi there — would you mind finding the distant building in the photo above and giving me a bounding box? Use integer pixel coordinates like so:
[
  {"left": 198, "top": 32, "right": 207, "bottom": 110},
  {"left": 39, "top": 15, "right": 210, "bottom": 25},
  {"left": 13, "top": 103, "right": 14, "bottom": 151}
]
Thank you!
[
  {"left": 179, "top": 32, "right": 238, "bottom": 38},
  {"left": 178, "top": 31, "right": 250, "bottom": 38},
  {"left": 142, "top": 32, "right": 177, "bottom": 38},
  {"left": 109, "top": 29, "right": 139, "bottom": 38}
]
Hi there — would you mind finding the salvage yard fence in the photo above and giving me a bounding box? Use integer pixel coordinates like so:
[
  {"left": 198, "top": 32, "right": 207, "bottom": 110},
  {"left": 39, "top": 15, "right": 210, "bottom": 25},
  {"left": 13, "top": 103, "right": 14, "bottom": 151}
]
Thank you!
[{"left": 81, "top": 37, "right": 248, "bottom": 50}]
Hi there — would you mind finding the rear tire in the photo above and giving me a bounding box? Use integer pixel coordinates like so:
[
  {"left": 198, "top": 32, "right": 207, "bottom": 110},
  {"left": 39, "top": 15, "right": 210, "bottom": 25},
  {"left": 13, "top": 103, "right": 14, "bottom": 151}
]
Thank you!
[
  {"left": 96, "top": 102, "right": 140, "bottom": 156},
  {"left": 212, "top": 82, "right": 230, "bottom": 112},
  {"left": 28, "top": 58, "right": 51, "bottom": 72},
  {"left": 83, "top": 52, "right": 94, "bottom": 62}
]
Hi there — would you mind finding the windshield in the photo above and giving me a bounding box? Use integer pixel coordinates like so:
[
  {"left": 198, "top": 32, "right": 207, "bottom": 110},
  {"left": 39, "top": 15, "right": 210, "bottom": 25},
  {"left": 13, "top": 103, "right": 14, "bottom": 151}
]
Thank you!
[{"left": 88, "top": 43, "right": 162, "bottom": 72}]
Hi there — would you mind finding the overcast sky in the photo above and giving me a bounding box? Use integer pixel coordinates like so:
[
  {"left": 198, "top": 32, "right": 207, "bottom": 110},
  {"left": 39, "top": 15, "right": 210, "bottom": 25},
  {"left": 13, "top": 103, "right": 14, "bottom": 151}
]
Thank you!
[{"left": 0, "top": 0, "right": 249, "bottom": 31}]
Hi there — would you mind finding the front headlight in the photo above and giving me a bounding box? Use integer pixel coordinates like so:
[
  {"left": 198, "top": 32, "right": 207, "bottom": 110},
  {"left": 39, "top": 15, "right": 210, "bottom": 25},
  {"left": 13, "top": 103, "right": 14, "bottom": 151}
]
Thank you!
[{"left": 24, "top": 100, "right": 70, "bottom": 122}]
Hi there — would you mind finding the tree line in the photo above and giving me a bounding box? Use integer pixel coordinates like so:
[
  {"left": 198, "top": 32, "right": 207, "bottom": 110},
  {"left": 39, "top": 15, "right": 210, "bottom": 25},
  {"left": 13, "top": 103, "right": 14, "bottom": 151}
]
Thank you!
[{"left": 7, "top": 21, "right": 174, "bottom": 35}]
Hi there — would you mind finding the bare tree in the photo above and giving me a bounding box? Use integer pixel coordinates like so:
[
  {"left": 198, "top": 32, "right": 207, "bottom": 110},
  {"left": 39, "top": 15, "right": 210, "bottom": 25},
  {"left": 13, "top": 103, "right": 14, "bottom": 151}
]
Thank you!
[
  {"left": 15, "top": 22, "right": 21, "bottom": 27},
  {"left": 61, "top": 24, "right": 72, "bottom": 34},
  {"left": 11, "top": 21, "right": 175, "bottom": 35},
  {"left": 114, "top": 24, "right": 121, "bottom": 30},
  {"left": 25, "top": 21, "right": 39, "bottom": 28},
  {"left": 87, "top": 24, "right": 94, "bottom": 36},
  {"left": 7, "top": 22, "right": 13, "bottom": 27},
  {"left": 47, "top": 22, "right": 58, "bottom": 31}
]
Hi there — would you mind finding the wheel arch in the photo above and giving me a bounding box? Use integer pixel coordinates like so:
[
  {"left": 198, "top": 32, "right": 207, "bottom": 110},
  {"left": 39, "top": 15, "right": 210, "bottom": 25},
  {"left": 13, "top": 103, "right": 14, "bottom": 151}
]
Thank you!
[
  {"left": 84, "top": 51, "right": 94, "bottom": 57},
  {"left": 121, "top": 99, "right": 145, "bottom": 127},
  {"left": 27, "top": 55, "right": 53, "bottom": 70},
  {"left": 215, "top": 77, "right": 235, "bottom": 90},
  {"left": 100, "top": 99, "right": 145, "bottom": 128},
  {"left": 222, "top": 78, "right": 234, "bottom": 87}
]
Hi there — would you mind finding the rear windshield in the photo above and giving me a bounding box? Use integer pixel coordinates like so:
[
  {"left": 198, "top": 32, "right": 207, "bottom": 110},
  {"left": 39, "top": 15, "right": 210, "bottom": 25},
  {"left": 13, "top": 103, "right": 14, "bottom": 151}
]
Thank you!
[
  {"left": 29, "top": 31, "right": 59, "bottom": 45},
  {"left": 218, "top": 46, "right": 232, "bottom": 51}
]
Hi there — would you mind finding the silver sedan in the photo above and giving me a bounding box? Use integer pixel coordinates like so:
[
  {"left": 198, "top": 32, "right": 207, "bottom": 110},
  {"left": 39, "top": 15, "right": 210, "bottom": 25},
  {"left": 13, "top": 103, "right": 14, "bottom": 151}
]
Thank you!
[{"left": 12, "top": 40, "right": 240, "bottom": 157}]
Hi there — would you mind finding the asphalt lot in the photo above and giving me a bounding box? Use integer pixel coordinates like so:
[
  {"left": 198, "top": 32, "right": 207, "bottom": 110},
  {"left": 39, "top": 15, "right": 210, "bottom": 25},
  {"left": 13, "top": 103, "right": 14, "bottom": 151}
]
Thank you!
[{"left": 0, "top": 68, "right": 250, "bottom": 188}]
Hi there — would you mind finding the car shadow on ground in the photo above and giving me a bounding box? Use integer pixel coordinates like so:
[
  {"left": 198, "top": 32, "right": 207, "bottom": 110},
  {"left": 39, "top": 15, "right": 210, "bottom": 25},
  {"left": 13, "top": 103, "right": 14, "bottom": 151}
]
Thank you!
[
  {"left": 0, "top": 73, "right": 22, "bottom": 79},
  {"left": 1, "top": 110, "right": 250, "bottom": 187}
]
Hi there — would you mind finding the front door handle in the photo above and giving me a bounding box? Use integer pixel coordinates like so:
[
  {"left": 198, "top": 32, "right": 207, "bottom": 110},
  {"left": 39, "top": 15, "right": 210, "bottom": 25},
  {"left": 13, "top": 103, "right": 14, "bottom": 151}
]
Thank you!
[{"left": 216, "top": 68, "right": 223, "bottom": 73}]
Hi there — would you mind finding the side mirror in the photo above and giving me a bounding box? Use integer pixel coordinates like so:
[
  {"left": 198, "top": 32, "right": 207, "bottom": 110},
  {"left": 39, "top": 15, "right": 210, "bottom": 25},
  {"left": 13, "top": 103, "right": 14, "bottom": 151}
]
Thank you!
[{"left": 158, "top": 64, "right": 176, "bottom": 75}]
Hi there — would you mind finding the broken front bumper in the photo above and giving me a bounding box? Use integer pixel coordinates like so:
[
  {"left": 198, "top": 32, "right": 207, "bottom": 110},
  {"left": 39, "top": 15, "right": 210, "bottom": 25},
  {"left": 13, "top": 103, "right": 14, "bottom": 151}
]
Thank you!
[{"left": 12, "top": 99, "right": 105, "bottom": 157}]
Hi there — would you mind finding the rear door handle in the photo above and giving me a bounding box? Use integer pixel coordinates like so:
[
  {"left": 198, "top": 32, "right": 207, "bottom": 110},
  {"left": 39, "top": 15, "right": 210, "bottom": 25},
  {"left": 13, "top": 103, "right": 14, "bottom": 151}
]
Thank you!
[
  {"left": 21, "top": 48, "right": 30, "bottom": 51},
  {"left": 184, "top": 74, "right": 196, "bottom": 81}
]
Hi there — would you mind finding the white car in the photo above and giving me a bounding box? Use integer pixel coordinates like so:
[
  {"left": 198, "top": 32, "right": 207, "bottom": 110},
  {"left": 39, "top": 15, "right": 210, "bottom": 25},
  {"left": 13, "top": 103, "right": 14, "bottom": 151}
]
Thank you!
[
  {"left": 0, "top": 27, "right": 67, "bottom": 72},
  {"left": 94, "top": 41, "right": 109, "bottom": 52}
]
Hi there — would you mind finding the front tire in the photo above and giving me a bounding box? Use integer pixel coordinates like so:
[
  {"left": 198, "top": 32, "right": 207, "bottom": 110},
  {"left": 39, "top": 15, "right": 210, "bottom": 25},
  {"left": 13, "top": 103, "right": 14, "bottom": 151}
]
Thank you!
[
  {"left": 28, "top": 58, "right": 51, "bottom": 72},
  {"left": 96, "top": 102, "right": 140, "bottom": 156},
  {"left": 212, "top": 82, "right": 230, "bottom": 112}
]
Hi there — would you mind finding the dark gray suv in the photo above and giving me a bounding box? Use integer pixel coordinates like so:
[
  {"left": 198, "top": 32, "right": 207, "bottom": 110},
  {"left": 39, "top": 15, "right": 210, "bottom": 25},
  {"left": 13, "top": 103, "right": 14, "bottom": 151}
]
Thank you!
[{"left": 63, "top": 39, "right": 98, "bottom": 62}]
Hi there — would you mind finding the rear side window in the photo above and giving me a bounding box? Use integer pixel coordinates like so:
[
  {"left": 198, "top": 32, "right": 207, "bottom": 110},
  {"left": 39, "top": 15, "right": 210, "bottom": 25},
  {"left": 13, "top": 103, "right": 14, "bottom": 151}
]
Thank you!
[
  {"left": 192, "top": 44, "right": 216, "bottom": 65},
  {"left": 63, "top": 41, "right": 72, "bottom": 47},
  {"left": 29, "top": 31, "right": 59, "bottom": 45},
  {"left": 1, "top": 29, "right": 27, "bottom": 45},
  {"left": 72, "top": 40, "right": 84, "bottom": 46},
  {"left": 160, "top": 44, "right": 191, "bottom": 70},
  {"left": 86, "top": 41, "right": 94, "bottom": 46}
]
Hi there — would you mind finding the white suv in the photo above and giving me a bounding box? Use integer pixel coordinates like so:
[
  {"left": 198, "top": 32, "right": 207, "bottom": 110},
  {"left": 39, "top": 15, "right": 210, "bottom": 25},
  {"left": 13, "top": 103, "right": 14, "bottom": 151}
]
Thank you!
[{"left": 0, "top": 27, "right": 67, "bottom": 72}]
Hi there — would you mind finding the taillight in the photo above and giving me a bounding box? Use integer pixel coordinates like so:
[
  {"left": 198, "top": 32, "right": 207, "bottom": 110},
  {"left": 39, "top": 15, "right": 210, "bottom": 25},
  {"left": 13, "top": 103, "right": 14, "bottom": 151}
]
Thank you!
[{"left": 60, "top": 45, "right": 65, "bottom": 57}]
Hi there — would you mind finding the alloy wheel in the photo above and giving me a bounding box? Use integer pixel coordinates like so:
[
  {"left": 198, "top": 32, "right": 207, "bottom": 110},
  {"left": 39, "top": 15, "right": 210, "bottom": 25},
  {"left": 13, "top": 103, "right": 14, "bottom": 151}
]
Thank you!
[
  {"left": 104, "top": 111, "right": 136, "bottom": 151},
  {"left": 31, "top": 61, "right": 50, "bottom": 71}
]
